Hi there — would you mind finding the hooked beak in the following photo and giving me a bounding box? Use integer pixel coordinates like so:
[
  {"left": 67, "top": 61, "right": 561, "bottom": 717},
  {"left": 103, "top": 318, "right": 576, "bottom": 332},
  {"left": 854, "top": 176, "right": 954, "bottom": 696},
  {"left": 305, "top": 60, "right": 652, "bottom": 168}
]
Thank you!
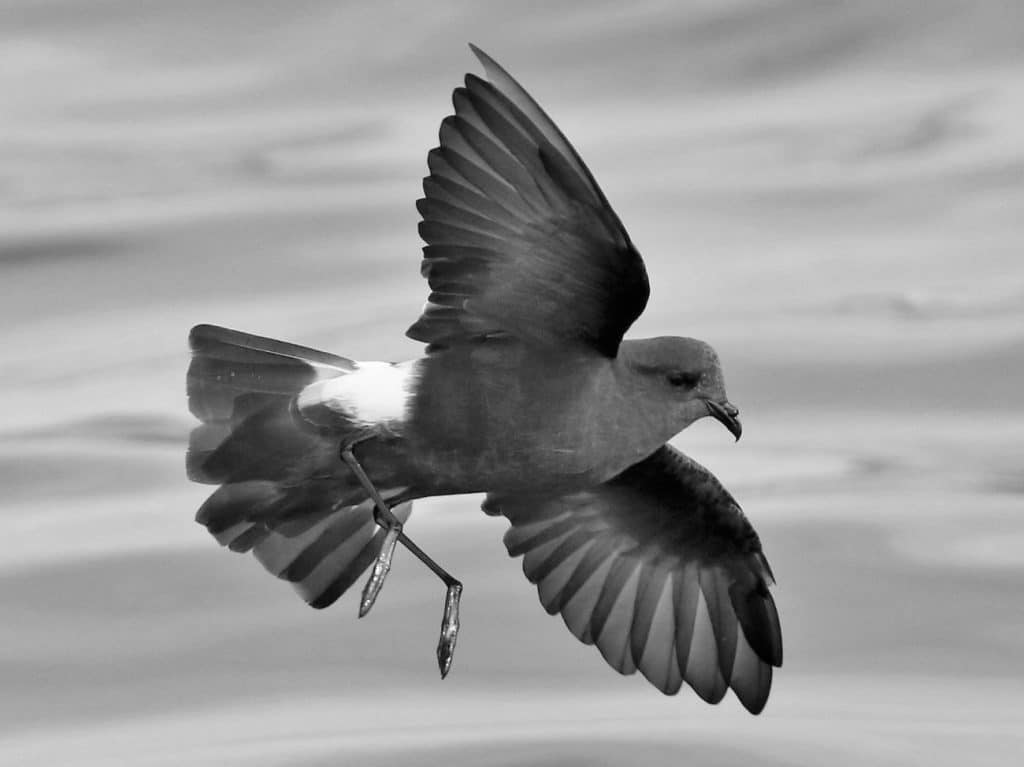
[{"left": 705, "top": 400, "right": 742, "bottom": 441}]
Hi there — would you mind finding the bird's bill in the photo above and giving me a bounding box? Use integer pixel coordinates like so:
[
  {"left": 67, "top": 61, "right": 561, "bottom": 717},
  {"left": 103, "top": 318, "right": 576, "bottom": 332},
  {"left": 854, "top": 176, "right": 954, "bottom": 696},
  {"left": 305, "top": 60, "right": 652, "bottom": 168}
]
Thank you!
[{"left": 705, "top": 400, "right": 742, "bottom": 441}]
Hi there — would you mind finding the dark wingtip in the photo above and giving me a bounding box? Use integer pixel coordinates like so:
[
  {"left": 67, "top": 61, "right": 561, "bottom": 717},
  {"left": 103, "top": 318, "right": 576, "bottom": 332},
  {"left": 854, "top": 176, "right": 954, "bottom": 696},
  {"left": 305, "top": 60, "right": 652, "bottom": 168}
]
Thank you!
[
  {"left": 737, "top": 666, "right": 773, "bottom": 715},
  {"left": 729, "top": 575, "right": 784, "bottom": 669},
  {"left": 188, "top": 323, "right": 217, "bottom": 352},
  {"left": 468, "top": 44, "right": 505, "bottom": 80}
]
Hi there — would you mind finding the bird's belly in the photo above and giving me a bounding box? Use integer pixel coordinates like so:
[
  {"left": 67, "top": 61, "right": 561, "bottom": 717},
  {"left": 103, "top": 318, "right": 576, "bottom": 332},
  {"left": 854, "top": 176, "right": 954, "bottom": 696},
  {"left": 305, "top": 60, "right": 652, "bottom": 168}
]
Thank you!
[
  {"left": 399, "top": 404, "right": 638, "bottom": 496},
  {"left": 402, "top": 442, "right": 608, "bottom": 496}
]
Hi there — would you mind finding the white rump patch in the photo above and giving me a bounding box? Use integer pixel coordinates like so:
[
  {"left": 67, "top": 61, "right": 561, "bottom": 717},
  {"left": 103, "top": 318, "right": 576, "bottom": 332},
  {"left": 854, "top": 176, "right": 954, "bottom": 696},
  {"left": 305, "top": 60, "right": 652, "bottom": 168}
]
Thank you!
[{"left": 305, "top": 359, "right": 420, "bottom": 430}]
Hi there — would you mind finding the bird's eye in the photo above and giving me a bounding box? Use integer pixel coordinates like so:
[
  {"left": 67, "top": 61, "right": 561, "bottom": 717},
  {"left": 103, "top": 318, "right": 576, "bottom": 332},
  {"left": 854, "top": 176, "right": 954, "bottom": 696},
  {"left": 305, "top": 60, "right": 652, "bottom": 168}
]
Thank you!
[{"left": 666, "top": 371, "right": 701, "bottom": 388}]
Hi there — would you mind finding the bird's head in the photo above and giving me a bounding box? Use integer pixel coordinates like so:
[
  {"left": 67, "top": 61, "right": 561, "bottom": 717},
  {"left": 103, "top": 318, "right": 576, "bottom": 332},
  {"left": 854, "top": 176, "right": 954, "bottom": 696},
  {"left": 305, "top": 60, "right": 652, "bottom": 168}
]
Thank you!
[{"left": 621, "top": 336, "right": 742, "bottom": 440}]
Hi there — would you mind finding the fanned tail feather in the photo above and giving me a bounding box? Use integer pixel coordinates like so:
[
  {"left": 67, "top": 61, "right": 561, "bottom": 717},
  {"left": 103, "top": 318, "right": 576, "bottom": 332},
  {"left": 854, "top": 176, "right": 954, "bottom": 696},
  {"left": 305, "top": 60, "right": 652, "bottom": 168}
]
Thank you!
[
  {"left": 187, "top": 324, "right": 410, "bottom": 608},
  {"left": 200, "top": 488, "right": 413, "bottom": 608}
]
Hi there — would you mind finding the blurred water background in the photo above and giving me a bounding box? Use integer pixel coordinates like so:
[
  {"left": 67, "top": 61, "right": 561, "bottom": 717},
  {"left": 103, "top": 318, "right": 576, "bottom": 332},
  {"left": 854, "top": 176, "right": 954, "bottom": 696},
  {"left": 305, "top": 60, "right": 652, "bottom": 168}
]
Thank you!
[{"left": 2, "top": 1, "right": 1023, "bottom": 764}]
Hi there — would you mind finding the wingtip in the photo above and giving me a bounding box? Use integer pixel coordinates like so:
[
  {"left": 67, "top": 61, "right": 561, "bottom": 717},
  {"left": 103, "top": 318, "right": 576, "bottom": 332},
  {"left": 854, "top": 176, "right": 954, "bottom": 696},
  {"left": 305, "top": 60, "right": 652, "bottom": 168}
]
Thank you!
[
  {"left": 467, "top": 43, "right": 505, "bottom": 81},
  {"left": 739, "top": 686, "right": 771, "bottom": 716},
  {"left": 188, "top": 323, "right": 218, "bottom": 351},
  {"left": 733, "top": 654, "right": 773, "bottom": 715}
]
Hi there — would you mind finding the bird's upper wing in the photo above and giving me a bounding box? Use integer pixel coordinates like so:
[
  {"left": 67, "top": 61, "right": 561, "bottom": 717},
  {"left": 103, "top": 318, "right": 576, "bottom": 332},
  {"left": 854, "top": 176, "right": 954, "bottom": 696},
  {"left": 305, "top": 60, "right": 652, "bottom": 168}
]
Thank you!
[
  {"left": 407, "top": 45, "right": 650, "bottom": 358},
  {"left": 483, "top": 445, "right": 783, "bottom": 714}
]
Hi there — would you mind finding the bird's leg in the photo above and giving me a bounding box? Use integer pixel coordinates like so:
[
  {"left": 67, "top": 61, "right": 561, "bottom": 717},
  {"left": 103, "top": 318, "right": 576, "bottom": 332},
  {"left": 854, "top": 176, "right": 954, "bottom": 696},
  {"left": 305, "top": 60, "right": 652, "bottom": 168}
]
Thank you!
[
  {"left": 339, "top": 444, "right": 464, "bottom": 678},
  {"left": 339, "top": 447, "right": 403, "bottom": 618},
  {"left": 397, "top": 531, "right": 463, "bottom": 679}
]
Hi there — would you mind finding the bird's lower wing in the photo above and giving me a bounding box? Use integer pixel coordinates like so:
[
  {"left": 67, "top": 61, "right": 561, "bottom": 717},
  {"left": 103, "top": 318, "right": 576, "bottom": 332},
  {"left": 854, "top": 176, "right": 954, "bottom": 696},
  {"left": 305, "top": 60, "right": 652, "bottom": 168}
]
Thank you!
[{"left": 483, "top": 445, "right": 782, "bottom": 714}]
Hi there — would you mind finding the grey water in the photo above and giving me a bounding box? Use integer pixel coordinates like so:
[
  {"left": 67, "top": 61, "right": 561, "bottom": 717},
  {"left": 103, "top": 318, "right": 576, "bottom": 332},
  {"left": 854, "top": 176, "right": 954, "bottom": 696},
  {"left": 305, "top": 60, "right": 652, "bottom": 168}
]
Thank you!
[{"left": 2, "top": 2, "right": 1023, "bottom": 764}]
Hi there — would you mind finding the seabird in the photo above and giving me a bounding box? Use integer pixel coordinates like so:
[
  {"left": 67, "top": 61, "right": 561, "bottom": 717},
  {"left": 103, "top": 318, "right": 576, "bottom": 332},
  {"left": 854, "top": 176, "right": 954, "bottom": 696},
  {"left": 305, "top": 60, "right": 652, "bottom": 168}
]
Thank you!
[{"left": 187, "top": 45, "right": 782, "bottom": 714}]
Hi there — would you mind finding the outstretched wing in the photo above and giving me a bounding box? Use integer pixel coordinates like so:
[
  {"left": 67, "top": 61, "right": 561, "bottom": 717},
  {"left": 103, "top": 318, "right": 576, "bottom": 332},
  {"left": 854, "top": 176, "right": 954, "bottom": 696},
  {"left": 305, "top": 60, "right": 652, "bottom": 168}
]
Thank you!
[
  {"left": 484, "top": 445, "right": 783, "bottom": 714},
  {"left": 408, "top": 45, "right": 649, "bottom": 358}
]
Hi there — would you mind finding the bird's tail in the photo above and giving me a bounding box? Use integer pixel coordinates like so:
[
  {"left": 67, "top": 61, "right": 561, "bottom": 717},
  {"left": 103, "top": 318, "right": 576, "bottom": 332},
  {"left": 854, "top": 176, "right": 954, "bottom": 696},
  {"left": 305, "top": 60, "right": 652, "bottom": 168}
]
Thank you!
[
  {"left": 186, "top": 323, "right": 356, "bottom": 484},
  {"left": 186, "top": 324, "right": 412, "bottom": 609}
]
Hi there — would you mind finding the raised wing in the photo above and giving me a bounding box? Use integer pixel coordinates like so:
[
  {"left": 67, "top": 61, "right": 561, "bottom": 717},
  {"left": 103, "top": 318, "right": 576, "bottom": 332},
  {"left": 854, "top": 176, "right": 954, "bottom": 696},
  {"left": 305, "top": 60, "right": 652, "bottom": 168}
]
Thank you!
[
  {"left": 484, "top": 445, "right": 783, "bottom": 714},
  {"left": 408, "top": 45, "right": 650, "bottom": 357}
]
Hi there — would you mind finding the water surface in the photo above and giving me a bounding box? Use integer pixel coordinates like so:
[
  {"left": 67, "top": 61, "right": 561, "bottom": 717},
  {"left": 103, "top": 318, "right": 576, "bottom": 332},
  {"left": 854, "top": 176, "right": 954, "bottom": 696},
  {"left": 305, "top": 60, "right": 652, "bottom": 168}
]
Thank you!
[{"left": 2, "top": 2, "right": 1022, "bottom": 764}]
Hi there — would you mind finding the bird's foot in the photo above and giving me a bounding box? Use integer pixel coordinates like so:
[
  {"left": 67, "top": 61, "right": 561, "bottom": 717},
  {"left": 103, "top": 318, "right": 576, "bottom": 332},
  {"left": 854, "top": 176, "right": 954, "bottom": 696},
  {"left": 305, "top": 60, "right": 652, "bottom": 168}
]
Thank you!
[
  {"left": 436, "top": 581, "right": 463, "bottom": 679},
  {"left": 359, "top": 524, "right": 401, "bottom": 618}
]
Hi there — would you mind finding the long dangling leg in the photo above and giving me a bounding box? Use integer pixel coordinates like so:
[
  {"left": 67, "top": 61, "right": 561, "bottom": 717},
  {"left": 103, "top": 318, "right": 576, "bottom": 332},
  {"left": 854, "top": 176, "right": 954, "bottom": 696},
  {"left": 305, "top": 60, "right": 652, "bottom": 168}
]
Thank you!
[
  {"left": 340, "top": 445, "right": 463, "bottom": 677},
  {"left": 340, "top": 447, "right": 403, "bottom": 617},
  {"left": 397, "top": 531, "right": 463, "bottom": 678}
]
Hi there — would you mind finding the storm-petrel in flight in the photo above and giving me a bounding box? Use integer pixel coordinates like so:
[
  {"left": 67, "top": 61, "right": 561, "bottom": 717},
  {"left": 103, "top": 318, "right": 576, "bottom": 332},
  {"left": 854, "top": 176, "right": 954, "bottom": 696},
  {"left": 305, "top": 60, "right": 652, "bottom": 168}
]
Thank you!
[{"left": 187, "top": 45, "right": 782, "bottom": 714}]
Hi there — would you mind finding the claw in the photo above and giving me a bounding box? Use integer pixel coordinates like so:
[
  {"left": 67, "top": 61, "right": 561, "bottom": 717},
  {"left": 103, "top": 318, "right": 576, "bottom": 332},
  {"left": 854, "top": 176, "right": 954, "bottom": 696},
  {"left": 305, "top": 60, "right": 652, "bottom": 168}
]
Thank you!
[
  {"left": 359, "top": 525, "right": 401, "bottom": 617},
  {"left": 436, "top": 582, "right": 463, "bottom": 679}
]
